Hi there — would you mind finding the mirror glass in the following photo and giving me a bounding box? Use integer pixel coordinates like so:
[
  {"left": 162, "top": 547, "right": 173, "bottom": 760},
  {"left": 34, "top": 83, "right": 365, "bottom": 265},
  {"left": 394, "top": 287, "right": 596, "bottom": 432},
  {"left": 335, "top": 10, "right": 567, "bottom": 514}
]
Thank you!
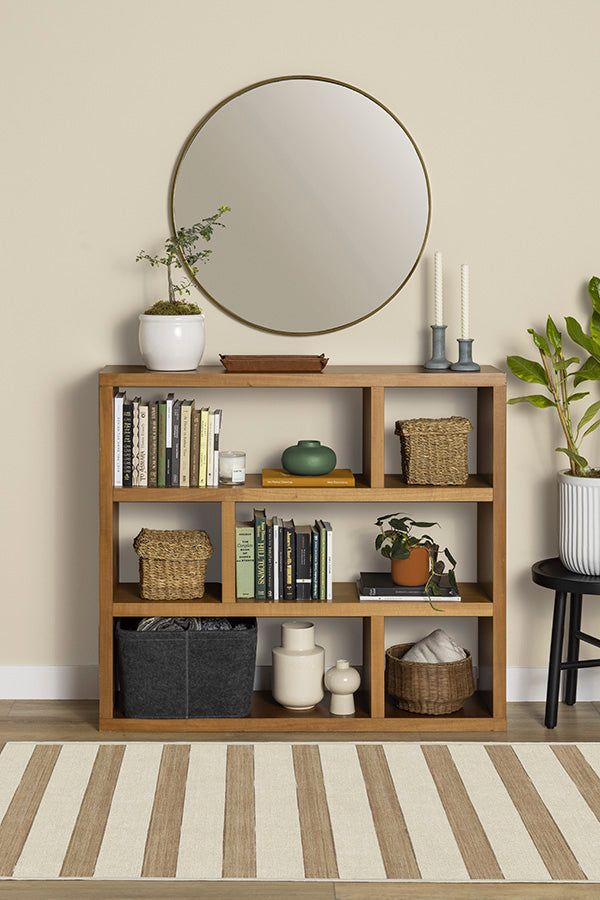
[{"left": 171, "top": 77, "right": 430, "bottom": 334}]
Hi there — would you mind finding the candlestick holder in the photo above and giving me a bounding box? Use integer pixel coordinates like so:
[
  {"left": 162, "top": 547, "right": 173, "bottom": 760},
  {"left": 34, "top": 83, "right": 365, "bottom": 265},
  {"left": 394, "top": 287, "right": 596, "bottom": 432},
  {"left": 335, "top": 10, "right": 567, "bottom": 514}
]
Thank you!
[
  {"left": 451, "top": 338, "right": 480, "bottom": 372},
  {"left": 424, "top": 325, "right": 451, "bottom": 370}
]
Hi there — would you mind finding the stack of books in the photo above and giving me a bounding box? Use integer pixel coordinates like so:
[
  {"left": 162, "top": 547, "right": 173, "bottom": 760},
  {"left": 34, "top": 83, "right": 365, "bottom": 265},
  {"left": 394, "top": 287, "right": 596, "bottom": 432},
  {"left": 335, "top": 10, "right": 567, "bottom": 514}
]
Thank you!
[
  {"left": 236, "top": 509, "right": 333, "bottom": 601},
  {"left": 262, "top": 468, "right": 355, "bottom": 487},
  {"left": 114, "top": 392, "right": 222, "bottom": 488},
  {"left": 357, "top": 572, "right": 461, "bottom": 602}
]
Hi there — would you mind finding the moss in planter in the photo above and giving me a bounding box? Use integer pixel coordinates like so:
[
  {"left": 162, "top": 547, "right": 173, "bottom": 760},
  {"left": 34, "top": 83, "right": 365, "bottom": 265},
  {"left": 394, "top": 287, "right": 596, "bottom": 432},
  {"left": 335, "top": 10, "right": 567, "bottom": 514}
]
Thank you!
[{"left": 144, "top": 300, "right": 202, "bottom": 316}]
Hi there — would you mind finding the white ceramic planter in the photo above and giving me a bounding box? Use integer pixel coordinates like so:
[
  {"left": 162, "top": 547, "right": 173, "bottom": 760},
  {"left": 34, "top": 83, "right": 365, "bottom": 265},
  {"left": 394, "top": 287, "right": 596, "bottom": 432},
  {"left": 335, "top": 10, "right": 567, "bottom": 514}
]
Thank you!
[
  {"left": 272, "top": 622, "right": 324, "bottom": 710},
  {"left": 138, "top": 313, "right": 205, "bottom": 371},
  {"left": 558, "top": 471, "right": 600, "bottom": 575}
]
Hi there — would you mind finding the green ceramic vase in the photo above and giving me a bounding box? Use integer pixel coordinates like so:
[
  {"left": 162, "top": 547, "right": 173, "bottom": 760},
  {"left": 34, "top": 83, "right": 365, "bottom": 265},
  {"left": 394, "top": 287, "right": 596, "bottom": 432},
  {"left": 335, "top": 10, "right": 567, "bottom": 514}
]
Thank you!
[{"left": 281, "top": 440, "right": 337, "bottom": 476}]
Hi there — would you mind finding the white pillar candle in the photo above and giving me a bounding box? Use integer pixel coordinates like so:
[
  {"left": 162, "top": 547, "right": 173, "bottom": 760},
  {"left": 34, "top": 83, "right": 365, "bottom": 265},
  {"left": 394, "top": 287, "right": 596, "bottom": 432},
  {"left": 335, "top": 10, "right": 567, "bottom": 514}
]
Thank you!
[
  {"left": 219, "top": 450, "right": 246, "bottom": 485},
  {"left": 434, "top": 251, "right": 443, "bottom": 326},
  {"left": 460, "top": 264, "right": 470, "bottom": 339}
]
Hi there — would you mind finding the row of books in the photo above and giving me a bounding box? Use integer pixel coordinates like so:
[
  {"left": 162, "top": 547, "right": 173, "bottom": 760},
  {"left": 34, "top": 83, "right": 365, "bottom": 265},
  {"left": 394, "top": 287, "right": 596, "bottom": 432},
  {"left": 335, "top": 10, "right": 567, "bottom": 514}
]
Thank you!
[
  {"left": 357, "top": 572, "right": 461, "bottom": 602},
  {"left": 236, "top": 509, "right": 333, "bottom": 601},
  {"left": 114, "top": 393, "right": 222, "bottom": 488}
]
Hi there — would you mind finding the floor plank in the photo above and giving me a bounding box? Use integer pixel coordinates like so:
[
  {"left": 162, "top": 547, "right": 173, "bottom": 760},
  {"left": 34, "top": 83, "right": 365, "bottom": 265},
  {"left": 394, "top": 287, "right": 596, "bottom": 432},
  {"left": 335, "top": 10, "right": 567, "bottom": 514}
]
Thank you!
[{"left": 335, "top": 885, "right": 600, "bottom": 899}]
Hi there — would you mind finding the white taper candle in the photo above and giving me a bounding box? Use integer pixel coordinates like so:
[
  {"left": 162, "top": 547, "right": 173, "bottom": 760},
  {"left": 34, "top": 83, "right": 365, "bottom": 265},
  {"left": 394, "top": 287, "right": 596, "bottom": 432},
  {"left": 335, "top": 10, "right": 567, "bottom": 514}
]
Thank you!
[
  {"left": 460, "top": 264, "right": 470, "bottom": 339},
  {"left": 434, "top": 251, "right": 443, "bottom": 326}
]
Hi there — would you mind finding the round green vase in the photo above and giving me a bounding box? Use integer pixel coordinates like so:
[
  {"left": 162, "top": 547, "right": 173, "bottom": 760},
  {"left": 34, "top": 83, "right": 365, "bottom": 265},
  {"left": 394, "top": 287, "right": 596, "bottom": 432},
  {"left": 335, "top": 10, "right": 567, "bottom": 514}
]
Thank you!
[{"left": 281, "top": 440, "right": 337, "bottom": 476}]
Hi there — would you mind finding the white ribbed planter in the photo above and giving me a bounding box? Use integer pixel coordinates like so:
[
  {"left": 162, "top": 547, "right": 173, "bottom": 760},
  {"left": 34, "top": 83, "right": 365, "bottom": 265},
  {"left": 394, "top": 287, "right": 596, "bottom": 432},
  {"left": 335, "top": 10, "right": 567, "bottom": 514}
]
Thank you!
[{"left": 558, "top": 471, "right": 600, "bottom": 575}]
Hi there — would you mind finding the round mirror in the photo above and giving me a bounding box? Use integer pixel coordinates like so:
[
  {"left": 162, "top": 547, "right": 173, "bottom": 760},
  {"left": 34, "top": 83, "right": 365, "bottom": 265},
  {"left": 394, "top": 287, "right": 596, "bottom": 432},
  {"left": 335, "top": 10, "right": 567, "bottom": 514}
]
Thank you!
[{"left": 170, "top": 77, "right": 430, "bottom": 335}]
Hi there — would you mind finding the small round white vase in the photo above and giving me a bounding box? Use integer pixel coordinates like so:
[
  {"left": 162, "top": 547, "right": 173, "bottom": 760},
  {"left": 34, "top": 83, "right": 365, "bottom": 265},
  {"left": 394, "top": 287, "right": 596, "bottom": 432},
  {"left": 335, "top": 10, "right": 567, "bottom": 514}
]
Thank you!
[
  {"left": 138, "top": 313, "right": 206, "bottom": 371},
  {"left": 272, "top": 621, "right": 324, "bottom": 710},
  {"left": 324, "top": 659, "right": 361, "bottom": 715},
  {"left": 558, "top": 471, "right": 600, "bottom": 576}
]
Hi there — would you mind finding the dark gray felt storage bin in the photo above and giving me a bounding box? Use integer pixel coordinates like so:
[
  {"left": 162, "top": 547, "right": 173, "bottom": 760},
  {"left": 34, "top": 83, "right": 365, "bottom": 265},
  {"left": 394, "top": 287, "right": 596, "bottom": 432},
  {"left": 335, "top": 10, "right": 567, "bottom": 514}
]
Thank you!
[{"left": 115, "top": 619, "right": 257, "bottom": 718}]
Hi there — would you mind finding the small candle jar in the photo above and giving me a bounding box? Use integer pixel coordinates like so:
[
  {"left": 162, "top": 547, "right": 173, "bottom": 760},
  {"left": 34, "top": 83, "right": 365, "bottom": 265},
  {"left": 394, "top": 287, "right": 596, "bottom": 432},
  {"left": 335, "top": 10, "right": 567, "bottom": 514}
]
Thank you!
[{"left": 219, "top": 450, "right": 246, "bottom": 485}]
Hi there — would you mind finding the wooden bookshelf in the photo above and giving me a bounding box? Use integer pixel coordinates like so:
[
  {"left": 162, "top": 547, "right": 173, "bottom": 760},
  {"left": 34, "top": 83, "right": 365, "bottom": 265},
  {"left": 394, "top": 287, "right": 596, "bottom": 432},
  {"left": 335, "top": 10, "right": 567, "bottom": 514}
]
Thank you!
[{"left": 99, "top": 365, "right": 506, "bottom": 732}]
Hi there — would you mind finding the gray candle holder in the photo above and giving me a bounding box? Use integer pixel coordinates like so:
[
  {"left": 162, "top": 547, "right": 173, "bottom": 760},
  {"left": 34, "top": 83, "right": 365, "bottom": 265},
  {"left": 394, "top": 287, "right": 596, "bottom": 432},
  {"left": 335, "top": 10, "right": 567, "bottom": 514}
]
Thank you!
[
  {"left": 424, "top": 325, "right": 451, "bottom": 370},
  {"left": 451, "top": 338, "right": 480, "bottom": 372}
]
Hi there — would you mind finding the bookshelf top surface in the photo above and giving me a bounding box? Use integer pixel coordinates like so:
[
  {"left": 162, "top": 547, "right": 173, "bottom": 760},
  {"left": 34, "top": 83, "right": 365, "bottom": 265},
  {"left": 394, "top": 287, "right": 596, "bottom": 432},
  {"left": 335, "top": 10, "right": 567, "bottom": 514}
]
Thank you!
[{"left": 99, "top": 364, "right": 506, "bottom": 388}]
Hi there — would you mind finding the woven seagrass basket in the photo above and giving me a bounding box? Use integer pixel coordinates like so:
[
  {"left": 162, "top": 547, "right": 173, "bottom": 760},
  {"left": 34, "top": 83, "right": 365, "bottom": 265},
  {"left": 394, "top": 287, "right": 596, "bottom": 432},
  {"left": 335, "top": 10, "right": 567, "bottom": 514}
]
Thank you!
[
  {"left": 395, "top": 416, "right": 472, "bottom": 485},
  {"left": 386, "top": 642, "right": 475, "bottom": 715},
  {"left": 133, "top": 529, "right": 213, "bottom": 600}
]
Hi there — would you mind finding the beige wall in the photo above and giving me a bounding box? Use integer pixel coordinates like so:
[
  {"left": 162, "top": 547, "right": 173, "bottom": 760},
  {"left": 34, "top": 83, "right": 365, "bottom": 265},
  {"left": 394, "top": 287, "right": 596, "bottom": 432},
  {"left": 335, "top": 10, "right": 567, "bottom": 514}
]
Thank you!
[{"left": 1, "top": 0, "right": 599, "bottom": 693}]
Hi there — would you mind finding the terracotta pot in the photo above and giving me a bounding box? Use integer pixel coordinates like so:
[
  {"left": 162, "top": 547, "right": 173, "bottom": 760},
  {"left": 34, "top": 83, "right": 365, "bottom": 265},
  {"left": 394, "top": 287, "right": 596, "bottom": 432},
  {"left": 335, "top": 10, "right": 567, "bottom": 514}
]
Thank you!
[{"left": 391, "top": 546, "right": 430, "bottom": 587}]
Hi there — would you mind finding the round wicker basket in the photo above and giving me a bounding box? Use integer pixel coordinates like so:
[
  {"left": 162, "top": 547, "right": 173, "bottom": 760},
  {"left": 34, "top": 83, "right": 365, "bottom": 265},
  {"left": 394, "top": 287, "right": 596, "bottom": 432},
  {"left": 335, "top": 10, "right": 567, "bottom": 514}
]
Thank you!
[{"left": 386, "top": 642, "right": 475, "bottom": 715}]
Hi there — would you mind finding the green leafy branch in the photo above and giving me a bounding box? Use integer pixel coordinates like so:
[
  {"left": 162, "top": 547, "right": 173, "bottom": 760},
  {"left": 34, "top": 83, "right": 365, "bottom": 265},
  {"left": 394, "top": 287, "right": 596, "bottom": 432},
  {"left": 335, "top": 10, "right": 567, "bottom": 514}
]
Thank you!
[{"left": 507, "top": 277, "right": 600, "bottom": 477}]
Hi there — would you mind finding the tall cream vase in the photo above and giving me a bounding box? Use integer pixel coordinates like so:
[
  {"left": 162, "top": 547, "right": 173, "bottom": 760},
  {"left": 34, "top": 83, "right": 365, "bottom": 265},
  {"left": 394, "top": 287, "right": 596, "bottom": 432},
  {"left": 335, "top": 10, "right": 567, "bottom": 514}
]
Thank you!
[
  {"left": 272, "top": 622, "right": 324, "bottom": 710},
  {"left": 559, "top": 471, "right": 600, "bottom": 575}
]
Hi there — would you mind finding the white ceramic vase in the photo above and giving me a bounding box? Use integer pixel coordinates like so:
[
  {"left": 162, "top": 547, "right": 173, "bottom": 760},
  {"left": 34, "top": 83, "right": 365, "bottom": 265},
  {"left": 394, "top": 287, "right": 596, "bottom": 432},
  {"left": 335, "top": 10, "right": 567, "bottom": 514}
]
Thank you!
[
  {"left": 272, "top": 621, "right": 324, "bottom": 710},
  {"left": 324, "top": 659, "right": 361, "bottom": 715},
  {"left": 138, "top": 313, "right": 206, "bottom": 371},
  {"left": 558, "top": 471, "right": 600, "bottom": 575}
]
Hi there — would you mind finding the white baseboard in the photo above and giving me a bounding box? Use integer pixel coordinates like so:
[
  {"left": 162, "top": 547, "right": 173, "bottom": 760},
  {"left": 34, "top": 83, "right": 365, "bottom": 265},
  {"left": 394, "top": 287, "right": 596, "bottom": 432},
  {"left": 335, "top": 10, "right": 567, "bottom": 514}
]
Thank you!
[{"left": 1, "top": 665, "right": 600, "bottom": 702}]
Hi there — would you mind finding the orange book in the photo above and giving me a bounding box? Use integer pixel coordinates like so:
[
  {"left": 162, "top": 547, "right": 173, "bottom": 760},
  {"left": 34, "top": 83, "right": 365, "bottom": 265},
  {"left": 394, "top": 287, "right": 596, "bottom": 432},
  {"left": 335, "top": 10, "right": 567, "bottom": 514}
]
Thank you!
[{"left": 261, "top": 468, "right": 355, "bottom": 487}]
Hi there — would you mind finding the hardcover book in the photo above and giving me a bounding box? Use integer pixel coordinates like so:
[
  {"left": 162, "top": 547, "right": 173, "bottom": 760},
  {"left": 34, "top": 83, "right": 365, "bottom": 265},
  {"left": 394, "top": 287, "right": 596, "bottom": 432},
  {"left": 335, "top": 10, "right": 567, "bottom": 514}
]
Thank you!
[
  {"left": 190, "top": 409, "right": 201, "bottom": 488},
  {"left": 157, "top": 401, "right": 167, "bottom": 487},
  {"left": 206, "top": 410, "right": 216, "bottom": 487},
  {"left": 180, "top": 400, "right": 194, "bottom": 487},
  {"left": 138, "top": 403, "right": 149, "bottom": 488},
  {"left": 310, "top": 525, "right": 320, "bottom": 600},
  {"left": 122, "top": 399, "right": 133, "bottom": 488},
  {"left": 198, "top": 407, "right": 209, "bottom": 488},
  {"left": 113, "top": 391, "right": 125, "bottom": 487},
  {"left": 235, "top": 523, "right": 255, "bottom": 599},
  {"left": 266, "top": 519, "right": 274, "bottom": 600},
  {"left": 165, "top": 393, "right": 174, "bottom": 486},
  {"left": 283, "top": 519, "right": 296, "bottom": 600},
  {"left": 131, "top": 396, "right": 140, "bottom": 487},
  {"left": 321, "top": 520, "right": 333, "bottom": 600},
  {"left": 317, "top": 520, "right": 327, "bottom": 600},
  {"left": 275, "top": 515, "right": 285, "bottom": 600},
  {"left": 261, "top": 468, "right": 355, "bottom": 487},
  {"left": 253, "top": 508, "right": 267, "bottom": 600},
  {"left": 212, "top": 409, "right": 222, "bottom": 487},
  {"left": 148, "top": 402, "right": 158, "bottom": 488},
  {"left": 358, "top": 572, "right": 461, "bottom": 602},
  {"left": 171, "top": 399, "right": 181, "bottom": 487},
  {"left": 295, "top": 525, "right": 312, "bottom": 600},
  {"left": 272, "top": 516, "right": 280, "bottom": 601}
]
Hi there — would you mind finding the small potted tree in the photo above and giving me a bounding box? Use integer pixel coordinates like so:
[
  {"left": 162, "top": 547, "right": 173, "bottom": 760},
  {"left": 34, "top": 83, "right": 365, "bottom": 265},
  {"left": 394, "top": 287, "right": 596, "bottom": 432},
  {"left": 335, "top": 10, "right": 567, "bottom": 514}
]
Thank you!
[
  {"left": 507, "top": 276, "right": 600, "bottom": 574},
  {"left": 136, "top": 206, "right": 229, "bottom": 371},
  {"left": 374, "top": 513, "right": 458, "bottom": 594}
]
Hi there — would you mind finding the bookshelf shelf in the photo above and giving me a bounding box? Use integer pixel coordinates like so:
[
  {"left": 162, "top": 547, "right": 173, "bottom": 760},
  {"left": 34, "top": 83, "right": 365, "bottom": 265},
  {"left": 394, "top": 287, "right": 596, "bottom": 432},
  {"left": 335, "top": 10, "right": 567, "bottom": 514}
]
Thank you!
[{"left": 99, "top": 365, "right": 506, "bottom": 733}]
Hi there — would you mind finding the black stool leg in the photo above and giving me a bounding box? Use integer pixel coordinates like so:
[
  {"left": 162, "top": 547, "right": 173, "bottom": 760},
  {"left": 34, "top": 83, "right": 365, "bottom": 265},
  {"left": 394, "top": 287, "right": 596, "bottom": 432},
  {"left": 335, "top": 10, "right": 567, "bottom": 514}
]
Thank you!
[
  {"left": 565, "top": 593, "right": 583, "bottom": 705},
  {"left": 545, "top": 591, "right": 567, "bottom": 728}
]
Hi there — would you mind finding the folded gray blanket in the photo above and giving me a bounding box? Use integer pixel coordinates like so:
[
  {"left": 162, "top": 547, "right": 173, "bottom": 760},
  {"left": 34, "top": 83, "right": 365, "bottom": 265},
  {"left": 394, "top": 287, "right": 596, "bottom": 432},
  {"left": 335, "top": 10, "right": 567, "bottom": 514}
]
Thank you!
[{"left": 136, "top": 617, "right": 246, "bottom": 632}]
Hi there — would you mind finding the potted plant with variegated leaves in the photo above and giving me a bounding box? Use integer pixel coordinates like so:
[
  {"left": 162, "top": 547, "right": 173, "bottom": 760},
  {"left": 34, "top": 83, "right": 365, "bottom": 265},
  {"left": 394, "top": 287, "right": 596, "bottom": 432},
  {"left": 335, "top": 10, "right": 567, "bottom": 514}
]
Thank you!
[{"left": 507, "top": 276, "right": 600, "bottom": 575}]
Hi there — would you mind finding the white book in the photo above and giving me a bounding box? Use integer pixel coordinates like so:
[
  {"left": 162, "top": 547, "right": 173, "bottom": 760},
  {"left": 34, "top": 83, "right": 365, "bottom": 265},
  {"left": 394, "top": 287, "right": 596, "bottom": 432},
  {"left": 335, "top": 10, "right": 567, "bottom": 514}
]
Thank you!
[
  {"left": 198, "top": 407, "right": 209, "bottom": 487},
  {"left": 113, "top": 391, "right": 125, "bottom": 487},
  {"left": 132, "top": 396, "right": 140, "bottom": 486},
  {"left": 212, "top": 409, "right": 222, "bottom": 487},
  {"left": 138, "top": 404, "right": 149, "bottom": 487},
  {"left": 273, "top": 516, "right": 280, "bottom": 600},
  {"left": 166, "top": 393, "right": 174, "bottom": 450},
  {"left": 180, "top": 400, "right": 193, "bottom": 487},
  {"left": 323, "top": 520, "right": 333, "bottom": 600},
  {"left": 206, "top": 410, "right": 216, "bottom": 486},
  {"left": 358, "top": 592, "right": 461, "bottom": 602}
]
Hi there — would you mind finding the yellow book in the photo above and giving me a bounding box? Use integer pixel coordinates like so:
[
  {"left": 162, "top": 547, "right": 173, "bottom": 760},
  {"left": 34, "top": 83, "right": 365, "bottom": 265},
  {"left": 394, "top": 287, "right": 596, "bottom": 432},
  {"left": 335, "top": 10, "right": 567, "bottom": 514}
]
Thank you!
[
  {"left": 198, "top": 408, "right": 209, "bottom": 487},
  {"left": 262, "top": 468, "right": 355, "bottom": 487}
]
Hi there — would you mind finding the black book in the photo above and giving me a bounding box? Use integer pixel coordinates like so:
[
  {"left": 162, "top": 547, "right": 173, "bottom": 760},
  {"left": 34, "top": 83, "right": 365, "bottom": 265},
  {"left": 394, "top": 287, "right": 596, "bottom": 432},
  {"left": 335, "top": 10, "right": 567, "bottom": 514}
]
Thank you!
[
  {"left": 253, "top": 508, "right": 267, "bottom": 600},
  {"left": 171, "top": 399, "right": 181, "bottom": 487},
  {"left": 276, "top": 516, "right": 285, "bottom": 600},
  {"left": 310, "top": 526, "right": 320, "bottom": 600},
  {"left": 266, "top": 519, "right": 274, "bottom": 601},
  {"left": 122, "top": 399, "right": 133, "bottom": 487},
  {"left": 358, "top": 571, "right": 458, "bottom": 597},
  {"left": 295, "top": 525, "right": 312, "bottom": 600},
  {"left": 283, "top": 519, "right": 296, "bottom": 600}
]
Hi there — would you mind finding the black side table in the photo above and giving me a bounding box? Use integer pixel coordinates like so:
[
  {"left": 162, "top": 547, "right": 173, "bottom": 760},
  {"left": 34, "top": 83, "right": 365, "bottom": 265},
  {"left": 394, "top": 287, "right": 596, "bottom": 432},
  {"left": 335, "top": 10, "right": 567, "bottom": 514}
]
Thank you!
[{"left": 532, "top": 558, "right": 600, "bottom": 728}]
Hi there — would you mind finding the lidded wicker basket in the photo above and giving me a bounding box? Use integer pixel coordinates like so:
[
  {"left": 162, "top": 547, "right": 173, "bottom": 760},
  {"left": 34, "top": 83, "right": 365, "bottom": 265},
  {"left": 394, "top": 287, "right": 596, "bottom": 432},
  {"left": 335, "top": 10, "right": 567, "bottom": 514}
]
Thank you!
[
  {"left": 386, "top": 642, "right": 475, "bottom": 715},
  {"left": 133, "top": 528, "right": 213, "bottom": 600},
  {"left": 395, "top": 416, "right": 472, "bottom": 485}
]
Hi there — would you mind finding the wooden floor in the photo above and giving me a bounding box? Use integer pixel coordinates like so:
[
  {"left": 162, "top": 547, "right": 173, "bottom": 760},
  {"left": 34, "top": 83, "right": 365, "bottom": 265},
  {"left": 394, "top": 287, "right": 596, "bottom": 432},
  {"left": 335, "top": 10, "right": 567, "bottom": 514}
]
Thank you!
[{"left": 0, "top": 700, "right": 599, "bottom": 899}]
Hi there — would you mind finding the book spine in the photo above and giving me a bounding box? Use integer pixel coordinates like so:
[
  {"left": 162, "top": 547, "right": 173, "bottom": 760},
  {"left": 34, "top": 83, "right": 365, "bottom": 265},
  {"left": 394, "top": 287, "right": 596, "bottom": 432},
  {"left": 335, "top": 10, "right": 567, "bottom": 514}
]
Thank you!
[
  {"left": 325, "top": 526, "right": 333, "bottom": 600},
  {"left": 284, "top": 527, "right": 295, "bottom": 601},
  {"left": 190, "top": 410, "right": 200, "bottom": 487},
  {"left": 138, "top": 404, "right": 148, "bottom": 488},
  {"left": 236, "top": 525, "right": 255, "bottom": 598},
  {"left": 148, "top": 402, "right": 158, "bottom": 488},
  {"left": 272, "top": 519, "right": 279, "bottom": 601},
  {"left": 206, "top": 412, "right": 216, "bottom": 487},
  {"left": 319, "top": 523, "right": 326, "bottom": 600},
  {"left": 165, "top": 393, "right": 173, "bottom": 486},
  {"left": 254, "top": 515, "right": 267, "bottom": 600},
  {"left": 132, "top": 399, "right": 140, "bottom": 487},
  {"left": 171, "top": 400, "right": 181, "bottom": 487},
  {"left": 157, "top": 402, "right": 166, "bottom": 487},
  {"left": 213, "top": 410, "right": 222, "bottom": 487},
  {"left": 180, "top": 404, "right": 191, "bottom": 487},
  {"left": 198, "top": 409, "right": 209, "bottom": 488},
  {"left": 295, "top": 530, "right": 311, "bottom": 600},
  {"left": 122, "top": 401, "right": 133, "bottom": 488},
  {"left": 278, "top": 520, "right": 284, "bottom": 600},
  {"left": 311, "top": 528, "right": 320, "bottom": 600},
  {"left": 113, "top": 393, "right": 124, "bottom": 487},
  {"left": 266, "top": 521, "right": 274, "bottom": 600}
]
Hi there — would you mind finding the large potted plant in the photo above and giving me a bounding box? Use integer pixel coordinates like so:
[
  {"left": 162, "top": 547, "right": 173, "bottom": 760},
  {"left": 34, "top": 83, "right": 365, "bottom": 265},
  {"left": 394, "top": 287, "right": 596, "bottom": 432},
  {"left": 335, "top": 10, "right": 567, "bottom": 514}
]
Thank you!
[
  {"left": 374, "top": 513, "right": 458, "bottom": 594},
  {"left": 507, "top": 276, "right": 600, "bottom": 574},
  {"left": 136, "top": 206, "right": 229, "bottom": 371}
]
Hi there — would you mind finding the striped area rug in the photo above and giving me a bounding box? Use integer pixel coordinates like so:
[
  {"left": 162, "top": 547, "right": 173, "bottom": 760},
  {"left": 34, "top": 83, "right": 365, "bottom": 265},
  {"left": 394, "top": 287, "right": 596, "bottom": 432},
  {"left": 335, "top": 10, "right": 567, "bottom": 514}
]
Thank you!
[{"left": 0, "top": 742, "right": 600, "bottom": 882}]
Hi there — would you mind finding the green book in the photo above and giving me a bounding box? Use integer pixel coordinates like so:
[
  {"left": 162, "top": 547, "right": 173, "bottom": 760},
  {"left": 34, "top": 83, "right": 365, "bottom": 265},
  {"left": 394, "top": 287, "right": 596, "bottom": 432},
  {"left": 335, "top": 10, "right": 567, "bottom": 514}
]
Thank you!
[
  {"left": 253, "top": 508, "right": 267, "bottom": 600},
  {"left": 236, "top": 523, "right": 255, "bottom": 599},
  {"left": 317, "top": 519, "right": 327, "bottom": 600},
  {"left": 157, "top": 401, "right": 167, "bottom": 487}
]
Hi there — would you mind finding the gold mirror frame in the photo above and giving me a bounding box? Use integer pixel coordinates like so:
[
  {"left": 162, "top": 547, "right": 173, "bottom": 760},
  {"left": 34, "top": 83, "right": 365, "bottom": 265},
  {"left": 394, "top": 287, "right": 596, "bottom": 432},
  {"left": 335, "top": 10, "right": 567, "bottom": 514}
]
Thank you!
[{"left": 169, "top": 75, "right": 431, "bottom": 336}]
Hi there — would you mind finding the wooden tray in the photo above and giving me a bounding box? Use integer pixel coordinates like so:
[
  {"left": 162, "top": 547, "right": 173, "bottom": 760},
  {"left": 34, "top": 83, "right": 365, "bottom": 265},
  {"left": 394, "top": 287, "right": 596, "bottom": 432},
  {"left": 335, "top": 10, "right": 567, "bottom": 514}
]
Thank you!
[{"left": 219, "top": 354, "right": 329, "bottom": 373}]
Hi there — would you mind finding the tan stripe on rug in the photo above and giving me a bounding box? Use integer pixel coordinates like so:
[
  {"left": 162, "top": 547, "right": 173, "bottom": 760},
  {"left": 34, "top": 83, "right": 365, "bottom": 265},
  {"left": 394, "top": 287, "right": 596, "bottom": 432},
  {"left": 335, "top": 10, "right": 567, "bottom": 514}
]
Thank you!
[
  {"left": 222, "top": 744, "right": 256, "bottom": 878},
  {"left": 142, "top": 744, "right": 190, "bottom": 878},
  {"left": 293, "top": 744, "right": 338, "bottom": 879},
  {"left": 487, "top": 745, "right": 586, "bottom": 881},
  {"left": 553, "top": 745, "right": 600, "bottom": 822},
  {"left": 422, "top": 745, "right": 503, "bottom": 880},
  {"left": 357, "top": 744, "right": 420, "bottom": 879},
  {"left": 60, "top": 744, "right": 125, "bottom": 877},
  {"left": 0, "top": 745, "right": 60, "bottom": 876}
]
